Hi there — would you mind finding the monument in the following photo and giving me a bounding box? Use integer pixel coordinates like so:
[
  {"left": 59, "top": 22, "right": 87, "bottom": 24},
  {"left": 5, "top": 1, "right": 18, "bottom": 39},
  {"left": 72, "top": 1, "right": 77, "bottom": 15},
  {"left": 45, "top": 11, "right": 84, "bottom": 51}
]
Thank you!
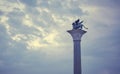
[{"left": 67, "top": 19, "right": 87, "bottom": 74}]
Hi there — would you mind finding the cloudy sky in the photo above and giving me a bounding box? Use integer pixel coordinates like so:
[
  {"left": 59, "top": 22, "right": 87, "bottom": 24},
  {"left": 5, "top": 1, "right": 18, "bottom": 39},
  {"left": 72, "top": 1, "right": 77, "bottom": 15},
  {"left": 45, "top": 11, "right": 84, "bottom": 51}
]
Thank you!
[{"left": 0, "top": 0, "right": 120, "bottom": 74}]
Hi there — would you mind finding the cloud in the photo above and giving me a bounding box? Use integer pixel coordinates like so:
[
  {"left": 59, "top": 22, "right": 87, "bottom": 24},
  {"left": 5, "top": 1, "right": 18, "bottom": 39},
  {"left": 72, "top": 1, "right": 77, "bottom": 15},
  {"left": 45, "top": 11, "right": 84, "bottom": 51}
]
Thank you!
[
  {"left": 20, "top": 0, "right": 37, "bottom": 7},
  {"left": 0, "top": 0, "right": 120, "bottom": 74}
]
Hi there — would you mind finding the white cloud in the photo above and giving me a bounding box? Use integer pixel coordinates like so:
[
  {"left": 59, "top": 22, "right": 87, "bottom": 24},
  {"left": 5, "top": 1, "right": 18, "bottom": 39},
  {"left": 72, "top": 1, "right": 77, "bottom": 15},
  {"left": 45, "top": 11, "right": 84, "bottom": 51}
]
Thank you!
[
  {"left": 44, "top": 30, "right": 59, "bottom": 45},
  {"left": 0, "top": 16, "right": 9, "bottom": 23},
  {"left": 11, "top": 34, "right": 27, "bottom": 41},
  {"left": 26, "top": 37, "right": 47, "bottom": 50},
  {"left": 22, "top": 14, "right": 34, "bottom": 27}
]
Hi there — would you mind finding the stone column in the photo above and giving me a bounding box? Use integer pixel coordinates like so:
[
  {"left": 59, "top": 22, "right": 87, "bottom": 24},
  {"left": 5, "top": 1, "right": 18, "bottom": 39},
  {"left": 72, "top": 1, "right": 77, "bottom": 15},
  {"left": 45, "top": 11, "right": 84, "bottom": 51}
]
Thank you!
[{"left": 67, "top": 29, "right": 86, "bottom": 74}]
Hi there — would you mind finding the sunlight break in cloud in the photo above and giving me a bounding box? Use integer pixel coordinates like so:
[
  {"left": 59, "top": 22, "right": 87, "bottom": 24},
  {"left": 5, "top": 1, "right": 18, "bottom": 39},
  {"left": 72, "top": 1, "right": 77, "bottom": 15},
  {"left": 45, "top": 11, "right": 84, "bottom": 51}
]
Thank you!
[{"left": 26, "top": 37, "right": 47, "bottom": 50}]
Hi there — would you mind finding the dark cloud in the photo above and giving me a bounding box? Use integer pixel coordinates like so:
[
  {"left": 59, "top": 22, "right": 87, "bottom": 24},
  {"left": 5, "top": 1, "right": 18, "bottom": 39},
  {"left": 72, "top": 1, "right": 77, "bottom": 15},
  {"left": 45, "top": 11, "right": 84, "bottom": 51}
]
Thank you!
[
  {"left": 0, "top": 24, "right": 11, "bottom": 53},
  {"left": 38, "top": 0, "right": 86, "bottom": 16},
  {"left": 82, "top": 29, "right": 120, "bottom": 74},
  {"left": 20, "top": 0, "right": 37, "bottom": 7},
  {"left": 83, "top": 0, "right": 120, "bottom": 8},
  {"left": 0, "top": 11, "right": 4, "bottom": 15}
]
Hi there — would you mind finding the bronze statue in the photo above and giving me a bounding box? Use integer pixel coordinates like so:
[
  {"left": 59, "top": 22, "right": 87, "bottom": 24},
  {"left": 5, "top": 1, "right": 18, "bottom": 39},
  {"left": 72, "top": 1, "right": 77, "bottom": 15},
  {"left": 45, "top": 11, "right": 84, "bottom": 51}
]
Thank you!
[{"left": 72, "top": 19, "right": 88, "bottom": 30}]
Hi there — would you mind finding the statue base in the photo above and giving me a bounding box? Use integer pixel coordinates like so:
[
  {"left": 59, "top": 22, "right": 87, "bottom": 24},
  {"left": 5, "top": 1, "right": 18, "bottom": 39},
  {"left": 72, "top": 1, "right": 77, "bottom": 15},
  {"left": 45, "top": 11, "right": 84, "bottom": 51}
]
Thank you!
[{"left": 67, "top": 29, "right": 87, "bottom": 40}]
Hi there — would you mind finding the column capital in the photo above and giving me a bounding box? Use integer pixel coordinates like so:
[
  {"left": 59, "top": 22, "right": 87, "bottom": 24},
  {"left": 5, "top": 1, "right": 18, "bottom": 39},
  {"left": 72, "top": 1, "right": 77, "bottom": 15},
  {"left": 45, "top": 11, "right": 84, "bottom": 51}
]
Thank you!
[{"left": 67, "top": 29, "right": 87, "bottom": 40}]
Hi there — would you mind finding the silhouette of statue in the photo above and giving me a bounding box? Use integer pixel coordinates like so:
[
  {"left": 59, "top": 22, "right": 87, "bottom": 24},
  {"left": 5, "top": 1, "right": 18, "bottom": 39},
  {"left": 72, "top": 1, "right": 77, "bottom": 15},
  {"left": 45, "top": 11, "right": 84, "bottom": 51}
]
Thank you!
[{"left": 72, "top": 19, "right": 88, "bottom": 30}]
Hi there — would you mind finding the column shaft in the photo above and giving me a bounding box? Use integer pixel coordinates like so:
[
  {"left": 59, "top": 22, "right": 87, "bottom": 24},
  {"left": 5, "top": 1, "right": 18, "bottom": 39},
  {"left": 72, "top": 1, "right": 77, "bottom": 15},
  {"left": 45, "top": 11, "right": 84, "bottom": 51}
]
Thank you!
[
  {"left": 73, "top": 40, "right": 81, "bottom": 74},
  {"left": 67, "top": 29, "right": 86, "bottom": 74}
]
